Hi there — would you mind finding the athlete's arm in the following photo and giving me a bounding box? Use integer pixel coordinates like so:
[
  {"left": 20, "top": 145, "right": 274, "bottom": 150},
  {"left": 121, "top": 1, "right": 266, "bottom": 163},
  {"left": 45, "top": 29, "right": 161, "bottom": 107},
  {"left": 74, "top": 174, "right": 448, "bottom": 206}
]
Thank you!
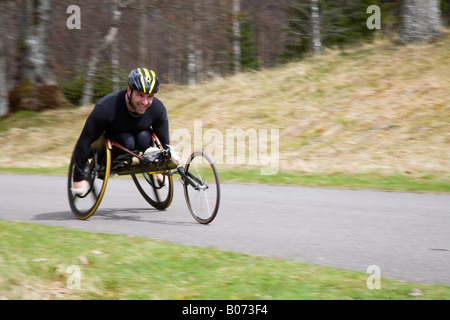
[
  {"left": 151, "top": 101, "right": 170, "bottom": 148},
  {"left": 73, "top": 106, "right": 109, "bottom": 181}
]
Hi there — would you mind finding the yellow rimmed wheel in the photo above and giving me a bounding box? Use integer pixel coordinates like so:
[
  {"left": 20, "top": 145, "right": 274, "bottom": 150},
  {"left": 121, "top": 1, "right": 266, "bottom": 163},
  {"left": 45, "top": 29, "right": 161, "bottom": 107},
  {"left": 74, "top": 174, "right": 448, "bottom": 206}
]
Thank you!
[{"left": 67, "top": 136, "right": 111, "bottom": 219}]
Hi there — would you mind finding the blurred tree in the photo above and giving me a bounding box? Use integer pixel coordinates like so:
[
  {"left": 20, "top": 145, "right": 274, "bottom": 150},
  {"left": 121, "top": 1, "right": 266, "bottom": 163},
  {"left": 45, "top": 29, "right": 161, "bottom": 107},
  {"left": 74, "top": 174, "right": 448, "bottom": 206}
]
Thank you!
[
  {"left": 285, "top": 0, "right": 387, "bottom": 58},
  {"left": 9, "top": 0, "right": 70, "bottom": 113},
  {"left": 442, "top": 0, "right": 450, "bottom": 25},
  {"left": 399, "top": 0, "right": 442, "bottom": 42},
  {"left": 17, "top": 0, "right": 55, "bottom": 85},
  {"left": 320, "top": 0, "right": 378, "bottom": 49},
  {"left": 186, "top": 0, "right": 204, "bottom": 88},
  {"left": 0, "top": 2, "right": 8, "bottom": 117},
  {"left": 283, "top": 1, "right": 312, "bottom": 60},
  {"left": 3, "top": 0, "right": 448, "bottom": 113},
  {"left": 232, "top": 0, "right": 242, "bottom": 73},
  {"left": 310, "top": 0, "right": 322, "bottom": 55},
  {"left": 240, "top": 15, "right": 259, "bottom": 70},
  {"left": 0, "top": 35, "right": 6, "bottom": 117},
  {"left": 81, "top": 0, "right": 128, "bottom": 106}
]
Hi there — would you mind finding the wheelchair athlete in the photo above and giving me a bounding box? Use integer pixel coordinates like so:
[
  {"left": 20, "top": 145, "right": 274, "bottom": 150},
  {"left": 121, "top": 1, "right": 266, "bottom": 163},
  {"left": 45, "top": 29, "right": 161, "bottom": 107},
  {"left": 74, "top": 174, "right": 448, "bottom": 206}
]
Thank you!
[{"left": 72, "top": 68, "right": 169, "bottom": 196}]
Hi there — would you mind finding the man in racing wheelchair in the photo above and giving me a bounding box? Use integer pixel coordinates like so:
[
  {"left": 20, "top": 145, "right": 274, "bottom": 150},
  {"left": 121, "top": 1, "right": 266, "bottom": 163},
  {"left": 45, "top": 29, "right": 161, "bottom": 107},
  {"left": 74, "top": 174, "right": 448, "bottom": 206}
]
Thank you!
[{"left": 72, "top": 68, "right": 169, "bottom": 196}]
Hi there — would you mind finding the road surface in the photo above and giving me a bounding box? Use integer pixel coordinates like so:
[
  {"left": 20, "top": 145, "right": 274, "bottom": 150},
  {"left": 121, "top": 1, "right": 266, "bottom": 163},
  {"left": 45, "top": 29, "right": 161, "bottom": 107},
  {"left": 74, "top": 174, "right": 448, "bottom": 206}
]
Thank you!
[{"left": 0, "top": 174, "right": 449, "bottom": 285}]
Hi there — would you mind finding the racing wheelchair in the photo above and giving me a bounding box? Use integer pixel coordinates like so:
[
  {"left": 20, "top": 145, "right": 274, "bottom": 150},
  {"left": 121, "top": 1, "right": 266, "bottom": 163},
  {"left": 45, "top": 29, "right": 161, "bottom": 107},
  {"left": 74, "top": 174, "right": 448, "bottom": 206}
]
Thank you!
[{"left": 67, "top": 133, "right": 220, "bottom": 224}]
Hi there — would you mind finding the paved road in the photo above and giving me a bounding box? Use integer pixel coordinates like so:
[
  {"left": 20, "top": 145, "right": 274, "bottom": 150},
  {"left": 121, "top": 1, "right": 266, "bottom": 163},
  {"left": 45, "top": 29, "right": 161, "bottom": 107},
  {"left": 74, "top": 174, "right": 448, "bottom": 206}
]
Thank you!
[{"left": 0, "top": 174, "right": 449, "bottom": 285}]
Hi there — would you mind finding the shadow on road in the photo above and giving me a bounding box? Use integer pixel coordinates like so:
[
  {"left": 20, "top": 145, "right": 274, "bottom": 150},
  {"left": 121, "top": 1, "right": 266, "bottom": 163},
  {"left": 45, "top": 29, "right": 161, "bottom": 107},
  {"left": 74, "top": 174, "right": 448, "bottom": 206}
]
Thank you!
[{"left": 32, "top": 207, "right": 199, "bottom": 226}]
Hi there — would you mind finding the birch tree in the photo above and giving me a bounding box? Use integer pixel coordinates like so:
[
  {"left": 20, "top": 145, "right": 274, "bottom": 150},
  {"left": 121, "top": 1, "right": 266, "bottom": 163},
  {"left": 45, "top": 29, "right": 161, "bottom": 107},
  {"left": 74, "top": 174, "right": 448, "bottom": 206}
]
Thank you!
[
  {"left": 0, "top": 35, "right": 7, "bottom": 116},
  {"left": 81, "top": 0, "right": 126, "bottom": 106},
  {"left": 9, "top": 0, "right": 71, "bottom": 113},
  {"left": 232, "top": 0, "right": 242, "bottom": 73},
  {"left": 0, "top": 2, "right": 9, "bottom": 116},
  {"left": 138, "top": 0, "right": 148, "bottom": 66},
  {"left": 18, "top": 0, "right": 55, "bottom": 85},
  {"left": 310, "top": 0, "right": 321, "bottom": 56},
  {"left": 399, "top": 0, "right": 442, "bottom": 43},
  {"left": 187, "top": 2, "right": 198, "bottom": 88}
]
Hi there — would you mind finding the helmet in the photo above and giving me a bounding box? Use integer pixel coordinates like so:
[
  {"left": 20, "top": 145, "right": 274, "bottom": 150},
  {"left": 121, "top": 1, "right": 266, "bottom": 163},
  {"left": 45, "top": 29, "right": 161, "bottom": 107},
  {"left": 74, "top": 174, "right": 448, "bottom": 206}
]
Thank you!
[{"left": 127, "top": 68, "right": 159, "bottom": 94}]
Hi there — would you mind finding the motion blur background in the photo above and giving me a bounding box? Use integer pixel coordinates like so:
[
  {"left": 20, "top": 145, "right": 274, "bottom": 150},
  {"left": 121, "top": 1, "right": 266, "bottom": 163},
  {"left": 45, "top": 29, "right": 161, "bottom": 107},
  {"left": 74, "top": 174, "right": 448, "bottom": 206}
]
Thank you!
[
  {"left": 0, "top": 0, "right": 449, "bottom": 176},
  {"left": 0, "top": 0, "right": 448, "bottom": 113}
]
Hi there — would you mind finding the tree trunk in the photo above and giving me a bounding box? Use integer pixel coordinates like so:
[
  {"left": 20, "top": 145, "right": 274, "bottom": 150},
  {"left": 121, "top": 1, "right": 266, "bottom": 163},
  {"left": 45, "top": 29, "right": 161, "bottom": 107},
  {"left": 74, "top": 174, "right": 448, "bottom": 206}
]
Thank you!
[
  {"left": 232, "top": 0, "right": 242, "bottom": 73},
  {"left": 187, "top": 1, "right": 203, "bottom": 88},
  {"left": 111, "top": 37, "right": 120, "bottom": 92},
  {"left": 0, "top": 38, "right": 7, "bottom": 116},
  {"left": 19, "top": 0, "right": 55, "bottom": 84},
  {"left": 9, "top": 0, "right": 70, "bottom": 113},
  {"left": 195, "top": 1, "right": 204, "bottom": 84},
  {"left": 399, "top": 0, "right": 442, "bottom": 43},
  {"left": 0, "top": 2, "right": 8, "bottom": 116},
  {"left": 81, "top": 51, "right": 100, "bottom": 107},
  {"left": 187, "top": 42, "right": 197, "bottom": 88},
  {"left": 310, "top": 0, "right": 322, "bottom": 56},
  {"left": 81, "top": 3, "right": 122, "bottom": 106},
  {"left": 138, "top": 0, "right": 148, "bottom": 66}
]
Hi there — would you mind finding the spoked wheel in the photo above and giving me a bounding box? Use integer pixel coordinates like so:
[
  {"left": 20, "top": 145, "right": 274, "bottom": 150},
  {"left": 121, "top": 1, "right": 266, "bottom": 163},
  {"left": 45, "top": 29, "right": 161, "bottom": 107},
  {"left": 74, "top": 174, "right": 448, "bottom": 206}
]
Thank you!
[
  {"left": 67, "top": 139, "right": 111, "bottom": 220},
  {"left": 183, "top": 152, "right": 220, "bottom": 224},
  {"left": 132, "top": 172, "right": 174, "bottom": 210}
]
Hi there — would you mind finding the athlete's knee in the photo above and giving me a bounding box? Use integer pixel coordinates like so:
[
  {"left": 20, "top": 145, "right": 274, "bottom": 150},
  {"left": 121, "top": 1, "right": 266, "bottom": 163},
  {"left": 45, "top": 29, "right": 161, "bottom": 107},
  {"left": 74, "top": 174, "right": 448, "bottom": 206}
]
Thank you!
[
  {"left": 112, "top": 132, "right": 136, "bottom": 150},
  {"left": 135, "top": 131, "right": 152, "bottom": 150}
]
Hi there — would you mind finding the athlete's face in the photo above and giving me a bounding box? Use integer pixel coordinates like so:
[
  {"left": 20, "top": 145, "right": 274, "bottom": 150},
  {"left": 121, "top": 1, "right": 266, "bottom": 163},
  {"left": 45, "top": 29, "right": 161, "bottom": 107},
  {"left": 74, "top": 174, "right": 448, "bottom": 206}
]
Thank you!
[{"left": 127, "top": 87, "right": 154, "bottom": 114}]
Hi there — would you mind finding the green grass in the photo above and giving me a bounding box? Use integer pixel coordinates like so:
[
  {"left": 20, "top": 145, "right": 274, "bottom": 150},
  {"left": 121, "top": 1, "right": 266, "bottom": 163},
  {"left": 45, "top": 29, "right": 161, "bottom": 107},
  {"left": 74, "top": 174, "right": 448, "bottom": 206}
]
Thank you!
[
  {"left": 1, "top": 166, "right": 449, "bottom": 193},
  {"left": 1, "top": 220, "right": 449, "bottom": 300},
  {"left": 218, "top": 169, "right": 450, "bottom": 193},
  {"left": 0, "top": 167, "right": 68, "bottom": 176}
]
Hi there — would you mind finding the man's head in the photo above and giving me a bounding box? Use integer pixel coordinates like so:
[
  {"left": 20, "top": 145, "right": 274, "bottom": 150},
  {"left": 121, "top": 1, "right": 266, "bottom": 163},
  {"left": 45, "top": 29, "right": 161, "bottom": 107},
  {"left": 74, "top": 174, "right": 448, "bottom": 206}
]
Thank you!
[{"left": 126, "top": 68, "right": 160, "bottom": 115}]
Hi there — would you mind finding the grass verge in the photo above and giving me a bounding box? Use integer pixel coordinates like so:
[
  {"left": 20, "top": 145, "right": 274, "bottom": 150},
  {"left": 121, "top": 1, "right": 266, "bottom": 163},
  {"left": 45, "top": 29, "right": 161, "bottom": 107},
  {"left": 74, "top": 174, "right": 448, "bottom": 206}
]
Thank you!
[
  {"left": 1, "top": 220, "right": 449, "bottom": 300},
  {"left": 1, "top": 166, "right": 449, "bottom": 193},
  {"left": 218, "top": 168, "right": 450, "bottom": 193}
]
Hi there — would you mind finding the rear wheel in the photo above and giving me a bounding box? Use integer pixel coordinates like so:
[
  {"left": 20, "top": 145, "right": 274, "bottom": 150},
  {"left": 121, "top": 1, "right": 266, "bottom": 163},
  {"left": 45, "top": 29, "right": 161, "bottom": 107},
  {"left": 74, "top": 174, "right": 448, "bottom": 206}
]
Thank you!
[
  {"left": 67, "top": 137, "right": 111, "bottom": 219},
  {"left": 183, "top": 152, "right": 220, "bottom": 224},
  {"left": 132, "top": 172, "right": 174, "bottom": 210},
  {"left": 132, "top": 133, "right": 174, "bottom": 210}
]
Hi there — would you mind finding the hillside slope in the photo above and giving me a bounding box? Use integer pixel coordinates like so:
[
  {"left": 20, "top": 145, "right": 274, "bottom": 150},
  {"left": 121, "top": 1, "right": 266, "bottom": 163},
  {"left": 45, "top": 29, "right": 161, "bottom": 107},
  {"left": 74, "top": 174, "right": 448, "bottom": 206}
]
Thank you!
[{"left": 1, "top": 37, "right": 449, "bottom": 176}]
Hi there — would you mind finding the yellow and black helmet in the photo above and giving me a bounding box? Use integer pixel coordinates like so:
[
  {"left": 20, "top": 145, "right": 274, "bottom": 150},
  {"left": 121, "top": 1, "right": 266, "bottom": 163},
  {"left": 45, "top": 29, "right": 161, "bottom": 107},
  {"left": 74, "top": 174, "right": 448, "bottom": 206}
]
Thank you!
[{"left": 127, "top": 68, "right": 159, "bottom": 94}]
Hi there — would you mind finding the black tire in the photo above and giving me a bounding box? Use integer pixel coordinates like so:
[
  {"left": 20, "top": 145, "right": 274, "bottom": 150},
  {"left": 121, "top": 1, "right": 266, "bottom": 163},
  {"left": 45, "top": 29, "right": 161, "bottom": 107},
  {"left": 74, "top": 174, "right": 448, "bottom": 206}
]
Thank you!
[
  {"left": 132, "top": 172, "right": 174, "bottom": 210},
  {"left": 183, "top": 152, "right": 220, "bottom": 224},
  {"left": 67, "top": 137, "right": 111, "bottom": 219}
]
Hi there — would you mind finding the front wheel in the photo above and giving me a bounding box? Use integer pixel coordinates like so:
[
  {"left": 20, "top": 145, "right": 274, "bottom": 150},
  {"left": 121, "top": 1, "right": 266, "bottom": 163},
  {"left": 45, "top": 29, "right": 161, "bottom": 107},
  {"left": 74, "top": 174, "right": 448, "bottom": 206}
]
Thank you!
[{"left": 183, "top": 152, "right": 220, "bottom": 224}]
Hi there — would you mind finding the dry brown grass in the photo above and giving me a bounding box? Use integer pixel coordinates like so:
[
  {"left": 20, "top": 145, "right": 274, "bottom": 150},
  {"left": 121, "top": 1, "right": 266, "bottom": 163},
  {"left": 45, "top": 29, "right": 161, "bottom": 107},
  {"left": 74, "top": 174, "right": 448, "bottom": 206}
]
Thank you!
[{"left": 1, "top": 36, "right": 449, "bottom": 176}]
